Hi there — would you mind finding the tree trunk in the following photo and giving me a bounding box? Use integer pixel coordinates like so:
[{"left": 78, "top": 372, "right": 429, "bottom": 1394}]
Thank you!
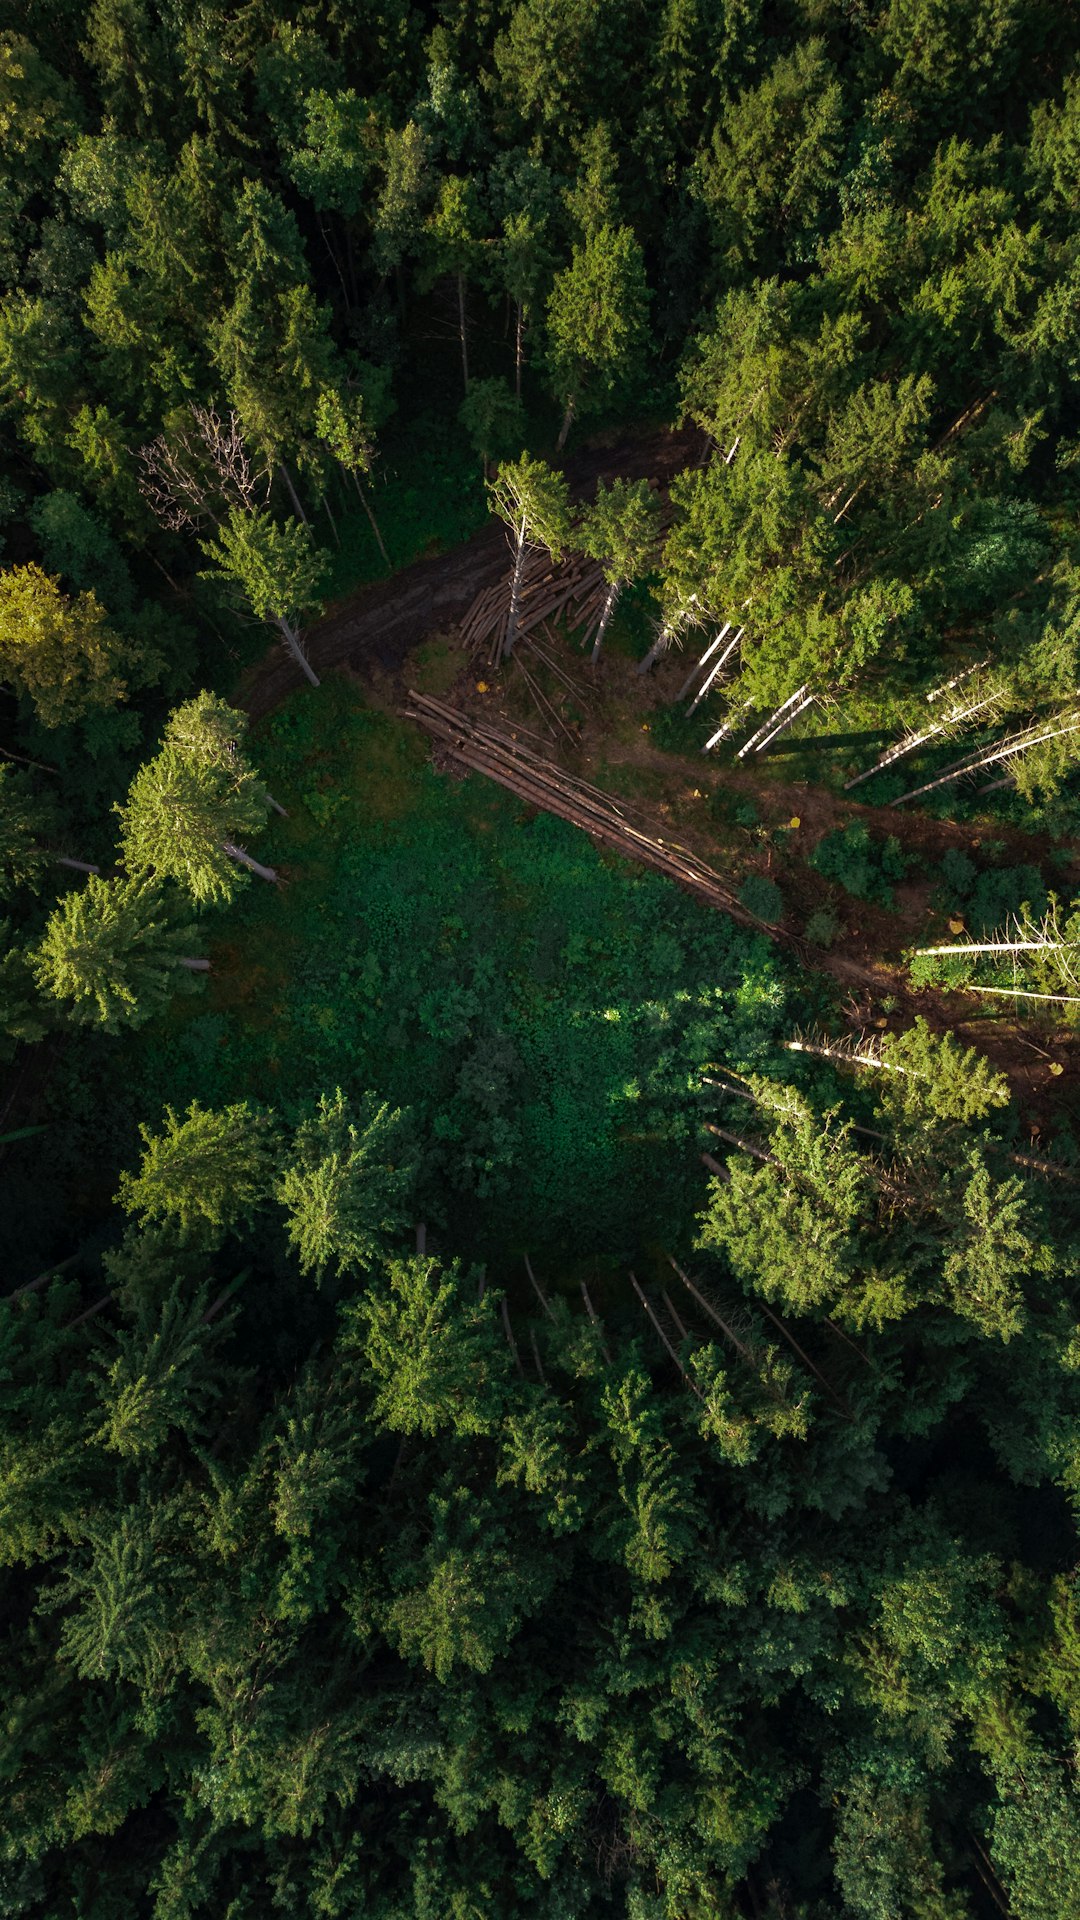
[
  {"left": 636, "top": 622, "right": 673, "bottom": 676},
  {"left": 501, "top": 525, "right": 529, "bottom": 661},
  {"left": 457, "top": 273, "right": 470, "bottom": 395},
  {"left": 555, "top": 398, "right": 575, "bottom": 453},
  {"left": 53, "top": 855, "right": 100, "bottom": 875},
  {"left": 178, "top": 956, "right": 212, "bottom": 971},
  {"left": 277, "top": 616, "right": 320, "bottom": 688},
  {"left": 278, "top": 462, "right": 310, "bottom": 527},
  {"left": 591, "top": 579, "right": 620, "bottom": 664},
  {"left": 320, "top": 492, "right": 340, "bottom": 546},
  {"left": 223, "top": 843, "right": 278, "bottom": 883},
  {"left": 515, "top": 300, "right": 524, "bottom": 400},
  {"left": 1, "top": 745, "right": 59, "bottom": 774},
  {"left": 265, "top": 792, "right": 289, "bottom": 818},
  {"left": 357, "top": 478, "right": 390, "bottom": 568},
  {"left": 344, "top": 219, "right": 359, "bottom": 310}
]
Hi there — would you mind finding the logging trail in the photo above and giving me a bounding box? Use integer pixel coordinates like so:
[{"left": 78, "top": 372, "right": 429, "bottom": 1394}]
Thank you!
[{"left": 238, "top": 423, "right": 1078, "bottom": 1117}]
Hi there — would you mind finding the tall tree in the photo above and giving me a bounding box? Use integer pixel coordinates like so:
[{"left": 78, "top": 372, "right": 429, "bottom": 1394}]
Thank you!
[
  {"left": 32, "top": 875, "right": 207, "bottom": 1033},
  {"left": 486, "top": 453, "right": 570, "bottom": 660},
  {"left": 578, "top": 476, "right": 661, "bottom": 662},
  {"left": 545, "top": 223, "right": 649, "bottom": 450},
  {"left": 199, "top": 507, "right": 328, "bottom": 688},
  {"left": 119, "top": 745, "right": 275, "bottom": 903},
  {"left": 314, "top": 385, "right": 390, "bottom": 567},
  {"left": 119, "top": 1098, "right": 279, "bottom": 1234},
  {"left": 458, "top": 376, "right": 525, "bottom": 477},
  {"left": 278, "top": 1088, "right": 414, "bottom": 1281}
]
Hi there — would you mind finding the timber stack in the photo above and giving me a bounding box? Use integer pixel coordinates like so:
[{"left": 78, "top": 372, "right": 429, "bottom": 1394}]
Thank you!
[{"left": 404, "top": 690, "right": 754, "bottom": 921}]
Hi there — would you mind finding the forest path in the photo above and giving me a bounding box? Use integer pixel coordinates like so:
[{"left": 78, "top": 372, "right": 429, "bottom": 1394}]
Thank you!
[{"left": 238, "top": 423, "right": 1078, "bottom": 1121}]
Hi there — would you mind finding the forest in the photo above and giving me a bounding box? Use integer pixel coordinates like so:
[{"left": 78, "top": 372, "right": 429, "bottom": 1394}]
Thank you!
[{"left": 4, "top": 0, "right": 1080, "bottom": 1915}]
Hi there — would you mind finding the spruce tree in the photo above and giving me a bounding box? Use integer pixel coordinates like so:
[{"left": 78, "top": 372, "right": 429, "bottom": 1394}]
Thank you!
[
  {"left": 278, "top": 1088, "right": 414, "bottom": 1281},
  {"left": 545, "top": 223, "right": 649, "bottom": 450},
  {"left": 119, "top": 1099, "right": 280, "bottom": 1234},
  {"left": 578, "top": 475, "right": 661, "bottom": 661},
  {"left": 199, "top": 507, "right": 328, "bottom": 688},
  {"left": 32, "top": 874, "right": 207, "bottom": 1033},
  {"left": 119, "top": 744, "right": 275, "bottom": 904}
]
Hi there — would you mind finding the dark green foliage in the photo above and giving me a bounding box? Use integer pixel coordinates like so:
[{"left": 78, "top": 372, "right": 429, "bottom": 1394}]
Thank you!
[
  {"left": 810, "top": 821, "right": 909, "bottom": 906},
  {"left": 3, "top": 2, "right": 1080, "bottom": 1914},
  {"left": 935, "top": 846, "right": 1048, "bottom": 933},
  {"left": 739, "top": 871, "right": 783, "bottom": 923}
]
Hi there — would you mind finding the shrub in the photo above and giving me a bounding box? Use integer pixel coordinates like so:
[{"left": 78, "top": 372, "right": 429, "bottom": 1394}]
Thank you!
[
  {"left": 804, "top": 907, "right": 840, "bottom": 947},
  {"left": 739, "top": 873, "right": 783, "bottom": 923},
  {"left": 809, "top": 822, "right": 908, "bottom": 906}
]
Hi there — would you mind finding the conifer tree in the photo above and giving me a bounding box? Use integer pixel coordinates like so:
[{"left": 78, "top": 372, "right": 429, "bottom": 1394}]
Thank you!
[
  {"left": 32, "top": 874, "right": 207, "bottom": 1033},
  {"left": 0, "top": 918, "right": 47, "bottom": 1054},
  {"left": 199, "top": 507, "right": 328, "bottom": 688},
  {"left": 578, "top": 476, "right": 661, "bottom": 662},
  {"left": 119, "top": 1099, "right": 279, "bottom": 1234},
  {"left": 458, "top": 375, "right": 525, "bottom": 477},
  {"left": 119, "top": 744, "right": 275, "bottom": 904},
  {"left": 545, "top": 223, "right": 649, "bottom": 450},
  {"left": 314, "top": 385, "right": 390, "bottom": 566},
  {"left": 0, "top": 763, "right": 56, "bottom": 896},
  {"left": 278, "top": 1088, "right": 414, "bottom": 1281},
  {"left": 486, "top": 453, "right": 570, "bottom": 659}
]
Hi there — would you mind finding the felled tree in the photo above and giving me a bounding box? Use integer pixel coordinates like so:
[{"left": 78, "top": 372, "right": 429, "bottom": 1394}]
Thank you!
[
  {"left": 486, "top": 453, "right": 570, "bottom": 660},
  {"left": 278, "top": 1088, "right": 414, "bottom": 1281},
  {"left": 199, "top": 507, "right": 328, "bottom": 689},
  {"left": 545, "top": 223, "right": 649, "bottom": 451},
  {"left": 0, "top": 563, "right": 132, "bottom": 727},
  {"left": 119, "top": 1099, "right": 279, "bottom": 1235},
  {"left": 578, "top": 477, "right": 661, "bottom": 662},
  {"left": 119, "top": 746, "right": 275, "bottom": 904},
  {"left": 32, "top": 875, "right": 207, "bottom": 1033}
]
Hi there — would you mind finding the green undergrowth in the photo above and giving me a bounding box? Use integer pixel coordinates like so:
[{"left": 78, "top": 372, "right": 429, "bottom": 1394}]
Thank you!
[
  {"left": 320, "top": 410, "right": 490, "bottom": 600},
  {"left": 37, "top": 679, "right": 793, "bottom": 1279}
]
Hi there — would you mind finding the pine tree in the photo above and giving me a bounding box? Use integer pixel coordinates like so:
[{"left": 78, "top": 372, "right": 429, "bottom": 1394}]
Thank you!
[
  {"left": 199, "top": 507, "right": 328, "bottom": 688},
  {"left": 278, "top": 1088, "right": 414, "bottom": 1281},
  {"left": 32, "top": 874, "right": 207, "bottom": 1033},
  {"left": 119, "top": 744, "right": 275, "bottom": 904},
  {"left": 486, "top": 453, "right": 570, "bottom": 659},
  {"left": 578, "top": 476, "right": 661, "bottom": 661},
  {"left": 119, "top": 1099, "right": 280, "bottom": 1234}
]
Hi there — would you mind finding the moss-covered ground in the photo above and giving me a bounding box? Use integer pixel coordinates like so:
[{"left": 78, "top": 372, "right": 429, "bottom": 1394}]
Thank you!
[{"left": 23, "top": 678, "right": 792, "bottom": 1287}]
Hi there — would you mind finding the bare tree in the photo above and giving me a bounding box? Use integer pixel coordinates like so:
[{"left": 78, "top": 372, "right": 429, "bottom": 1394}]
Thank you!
[{"left": 137, "top": 405, "right": 265, "bottom": 534}]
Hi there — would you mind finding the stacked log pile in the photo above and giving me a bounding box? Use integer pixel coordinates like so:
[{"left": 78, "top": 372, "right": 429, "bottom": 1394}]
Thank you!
[
  {"left": 404, "top": 691, "right": 752, "bottom": 919},
  {"left": 457, "top": 546, "right": 610, "bottom": 665}
]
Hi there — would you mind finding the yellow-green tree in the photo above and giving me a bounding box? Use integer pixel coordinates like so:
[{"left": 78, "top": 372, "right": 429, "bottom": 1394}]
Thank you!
[{"left": 0, "top": 563, "right": 131, "bottom": 727}]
